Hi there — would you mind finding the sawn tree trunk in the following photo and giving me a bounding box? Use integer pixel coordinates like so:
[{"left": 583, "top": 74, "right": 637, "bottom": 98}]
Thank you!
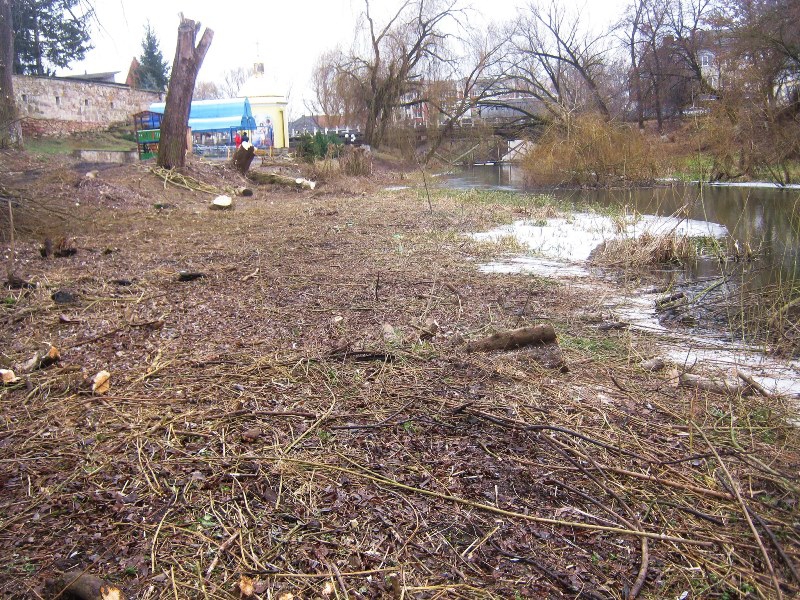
[
  {"left": 0, "top": 0, "right": 22, "bottom": 148},
  {"left": 157, "top": 15, "right": 213, "bottom": 169}
]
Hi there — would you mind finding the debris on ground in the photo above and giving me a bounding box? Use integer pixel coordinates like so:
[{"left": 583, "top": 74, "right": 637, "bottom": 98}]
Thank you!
[{"left": 0, "top": 151, "right": 797, "bottom": 600}]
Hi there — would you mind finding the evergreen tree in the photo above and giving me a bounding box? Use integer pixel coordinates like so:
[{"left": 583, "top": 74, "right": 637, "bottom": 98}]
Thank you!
[
  {"left": 12, "top": 0, "right": 92, "bottom": 75},
  {"left": 136, "top": 23, "right": 170, "bottom": 91}
]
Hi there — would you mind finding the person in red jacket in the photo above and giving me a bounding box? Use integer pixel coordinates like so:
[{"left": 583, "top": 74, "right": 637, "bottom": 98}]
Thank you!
[{"left": 234, "top": 131, "right": 242, "bottom": 147}]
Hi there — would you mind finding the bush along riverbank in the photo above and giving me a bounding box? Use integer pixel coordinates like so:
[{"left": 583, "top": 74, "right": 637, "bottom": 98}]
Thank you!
[{"left": 516, "top": 111, "right": 800, "bottom": 188}]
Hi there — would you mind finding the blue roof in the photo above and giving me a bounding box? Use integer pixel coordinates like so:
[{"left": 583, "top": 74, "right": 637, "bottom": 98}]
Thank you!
[{"left": 149, "top": 98, "right": 256, "bottom": 132}]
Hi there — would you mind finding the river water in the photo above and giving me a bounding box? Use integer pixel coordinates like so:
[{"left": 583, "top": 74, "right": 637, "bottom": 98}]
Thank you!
[
  {"left": 447, "top": 165, "right": 800, "bottom": 287},
  {"left": 444, "top": 165, "right": 800, "bottom": 398}
]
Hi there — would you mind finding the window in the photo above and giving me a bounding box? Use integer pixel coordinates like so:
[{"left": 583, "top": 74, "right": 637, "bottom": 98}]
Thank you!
[
  {"left": 110, "top": 101, "right": 114, "bottom": 109},
  {"left": 701, "top": 55, "right": 710, "bottom": 67},
  {"left": 84, "top": 99, "right": 89, "bottom": 106},
  {"left": 21, "top": 94, "right": 27, "bottom": 102},
  {"left": 55, "top": 96, "right": 60, "bottom": 106}
]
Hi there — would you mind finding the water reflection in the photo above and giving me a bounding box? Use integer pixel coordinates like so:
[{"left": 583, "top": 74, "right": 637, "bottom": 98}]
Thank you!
[{"left": 447, "top": 165, "right": 800, "bottom": 287}]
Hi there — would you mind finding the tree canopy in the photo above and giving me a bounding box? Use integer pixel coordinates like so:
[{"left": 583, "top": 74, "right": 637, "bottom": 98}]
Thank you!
[
  {"left": 135, "top": 23, "right": 170, "bottom": 91},
  {"left": 12, "top": 0, "right": 93, "bottom": 76}
]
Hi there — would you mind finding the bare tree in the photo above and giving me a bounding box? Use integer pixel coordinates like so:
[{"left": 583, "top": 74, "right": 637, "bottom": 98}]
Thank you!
[
  {"left": 157, "top": 15, "right": 213, "bottom": 169},
  {"left": 309, "top": 49, "right": 351, "bottom": 128},
  {"left": 220, "top": 67, "right": 248, "bottom": 98},
  {"left": 719, "top": 0, "right": 799, "bottom": 102},
  {"left": 327, "top": 0, "right": 466, "bottom": 149},
  {"left": 705, "top": 0, "right": 800, "bottom": 182},
  {"left": 664, "top": 0, "right": 715, "bottom": 89},
  {"left": 0, "top": 0, "right": 22, "bottom": 148},
  {"left": 634, "top": 0, "right": 673, "bottom": 130},
  {"left": 194, "top": 80, "right": 222, "bottom": 100},
  {"left": 620, "top": 0, "right": 647, "bottom": 128},
  {"left": 501, "top": 0, "right": 613, "bottom": 127},
  {"left": 420, "top": 25, "right": 509, "bottom": 161}
]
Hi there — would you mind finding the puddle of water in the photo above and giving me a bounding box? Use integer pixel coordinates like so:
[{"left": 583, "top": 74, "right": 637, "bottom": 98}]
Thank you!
[
  {"left": 598, "top": 287, "right": 800, "bottom": 397},
  {"left": 610, "top": 293, "right": 667, "bottom": 333},
  {"left": 703, "top": 181, "right": 800, "bottom": 190},
  {"left": 472, "top": 213, "right": 800, "bottom": 399},
  {"left": 472, "top": 213, "right": 727, "bottom": 263}
]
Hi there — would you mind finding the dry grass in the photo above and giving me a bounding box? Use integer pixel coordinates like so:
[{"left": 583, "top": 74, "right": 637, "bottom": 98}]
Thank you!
[
  {"left": 308, "top": 157, "right": 341, "bottom": 182},
  {"left": 339, "top": 147, "right": 373, "bottom": 177},
  {"left": 590, "top": 232, "right": 698, "bottom": 268},
  {"left": 0, "top": 151, "right": 798, "bottom": 600},
  {"left": 521, "top": 114, "right": 659, "bottom": 187}
]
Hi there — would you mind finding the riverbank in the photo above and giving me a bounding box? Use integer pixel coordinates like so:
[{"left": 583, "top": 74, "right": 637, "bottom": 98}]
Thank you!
[{"left": 1, "top": 152, "right": 798, "bottom": 599}]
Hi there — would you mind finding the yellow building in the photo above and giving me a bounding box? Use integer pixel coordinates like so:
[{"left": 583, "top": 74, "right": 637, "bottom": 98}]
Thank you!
[{"left": 240, "top": 62, "right": 289, "bottom": 149}]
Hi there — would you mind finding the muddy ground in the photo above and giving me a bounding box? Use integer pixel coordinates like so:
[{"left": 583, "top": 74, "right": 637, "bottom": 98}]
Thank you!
[{"left": 0, "top": 150, "right": 798, "bottom": 599}]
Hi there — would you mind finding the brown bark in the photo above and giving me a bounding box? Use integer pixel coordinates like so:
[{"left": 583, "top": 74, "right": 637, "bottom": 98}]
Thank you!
[
  {"left": 157, "top": 15, "right": 213, "bottom": 169},
  {"left": 466, "top": 324, "right": 557, "bottom": 352},
  {"left": 0, "top": 0, "right": 22, "bottom": 148},
  {"left": 52, "top": 571, "right": 125, "bottom": 600},
  {"left": 231, "top": 143, "right": 256, "bottom": 174}
]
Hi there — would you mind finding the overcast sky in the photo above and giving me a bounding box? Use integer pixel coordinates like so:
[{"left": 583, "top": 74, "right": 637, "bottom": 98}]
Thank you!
[{"left": 62, "top": 0, "right": 628, "bottom": 117}]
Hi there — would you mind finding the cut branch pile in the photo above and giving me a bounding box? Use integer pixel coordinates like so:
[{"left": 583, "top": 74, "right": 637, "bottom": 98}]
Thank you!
[{"left": 149, "top": 166, "right": 236, "bottom": 196}]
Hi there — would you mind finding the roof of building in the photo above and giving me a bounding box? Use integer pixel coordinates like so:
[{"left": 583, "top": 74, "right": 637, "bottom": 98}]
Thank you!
[
  {"left": 62, "top": 71, "right": 119, "bottom": 83},
  {"left": 239, "top": 62, "right": 287, "bottom": 102},
  {"left": 149, "top": 98, "right": 257, "bottom": 132}
]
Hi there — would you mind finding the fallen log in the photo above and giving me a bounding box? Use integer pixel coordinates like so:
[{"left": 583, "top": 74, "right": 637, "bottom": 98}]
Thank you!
[
  {"left": 51, "top": 571, "right": 124, "bottom": 600},
  {"left": 679, "top": 372, "right": 752, "bottom": 396},
  {"left": 466, "top": 324, "right": 557, "bottom": 352},
  {"left": 247, "top": 171, "right": 316, "bottom": 190}
]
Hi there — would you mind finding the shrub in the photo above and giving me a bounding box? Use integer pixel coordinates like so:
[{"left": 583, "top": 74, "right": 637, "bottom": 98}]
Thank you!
[
  {"left": 589, "top": 232, "right": 697, "bottom": 267},
  {"left": 520, "top": 113, "right": 658, "bottom": 187},
  {"left": 339, "top": 146, "right": 373, "bottom": 176},
  {"left": 297, "top": 132, "right": 342, "bottom": 162},
  {"left": 309, "top": 160, "right": 338, "bottom": 182},
  {"left": 702, "top": 98, "right": 800, "bottom": 184}
]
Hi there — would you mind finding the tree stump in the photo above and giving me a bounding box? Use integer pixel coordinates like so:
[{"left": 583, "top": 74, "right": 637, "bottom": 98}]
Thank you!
[
  {"left": 231, "top": 143, "right": 256, "bottom": 174},
  {"left": 156, "top": 15, "right": 213, "bottom": 169},
  {"left": 0, "top": 0, "right": 23, "bottom": 148}
]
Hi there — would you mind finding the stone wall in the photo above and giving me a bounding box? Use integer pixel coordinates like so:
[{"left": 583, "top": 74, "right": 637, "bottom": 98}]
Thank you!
[{"left": 12, "top": 75, "right": 163, "bottom": 136}]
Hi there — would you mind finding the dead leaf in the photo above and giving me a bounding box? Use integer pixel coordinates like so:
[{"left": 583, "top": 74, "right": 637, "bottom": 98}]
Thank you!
[
  {"left": 238, "top": 575, "right": 255, "bottom": 597},
  {"left": 92, "top": 370, "right": 111, "bottom": 394},
  {"left": 1, "top": 369, "right": 19, "bottom": 384},
  {"left": 277, "top": 593, "right": 294, "bottom": 600},
  {"left": 321, "top": 580, "right": 335, "bottom": 596},
  {"left": 242, "top": 427, "right": 262, "bottom": 442},
  {"left": 253, "top": 580, "right": 268, "bottom": 594},
  {"left": 100, "top": 586, "right": 123, "bottom": 600}
]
